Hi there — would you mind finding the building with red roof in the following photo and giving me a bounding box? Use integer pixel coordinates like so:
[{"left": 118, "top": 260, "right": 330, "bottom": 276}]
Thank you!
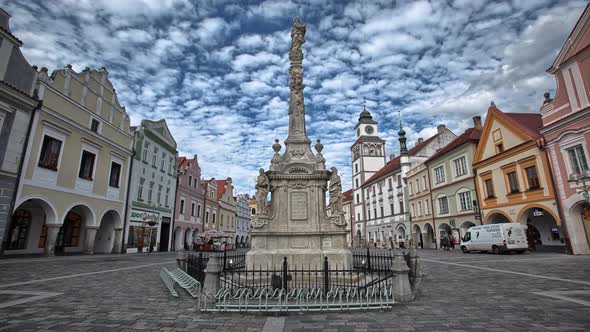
[
  {"left": 420, "top": 117, "right": 483, "bottom": 249},
  {"left": 473, "top": 103, "right": 563, "bottom": 252},
  {"left": 173, "top": 155, "right": 205, "bottom": 250},
  {"left": 355, "top": 110, "right": 456, "bottom": 248},
  {"left": 540, "top": 3, "right": 590, "bottom": 255}
]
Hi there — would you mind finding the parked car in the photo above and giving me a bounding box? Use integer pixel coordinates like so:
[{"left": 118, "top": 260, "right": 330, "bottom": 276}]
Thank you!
[{"left": 460, "top": 223, "right": 528, "bottom": 254}]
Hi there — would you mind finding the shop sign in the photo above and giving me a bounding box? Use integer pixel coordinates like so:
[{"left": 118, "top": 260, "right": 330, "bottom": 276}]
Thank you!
[
  {"left": 449, "top": 219, "right": 455, "bottom": 227},
  {"left": 130, "top": 210, "right": 159, "bottom": 222},
  {"left": 532, "top": 208, "right": 544, "bottom": 217}
]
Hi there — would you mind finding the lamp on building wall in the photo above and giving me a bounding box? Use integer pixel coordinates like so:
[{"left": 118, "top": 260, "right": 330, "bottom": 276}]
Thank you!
[
  {"left": 472, "top": 200, "right": 483, "bottom": 223},
  {"left": 570, "top": 170, "right": 590, "bottom": 205}
]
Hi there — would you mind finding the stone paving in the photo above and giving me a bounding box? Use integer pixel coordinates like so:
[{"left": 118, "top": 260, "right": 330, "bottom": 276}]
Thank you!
[{"left": 0, "top": 250, "right": 589, "bottom": 331}]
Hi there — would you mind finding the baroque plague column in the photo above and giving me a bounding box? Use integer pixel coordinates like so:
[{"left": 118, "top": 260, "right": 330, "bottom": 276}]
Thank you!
[{"left": 246, "top": 17, "right": 351, "bottom": 268}]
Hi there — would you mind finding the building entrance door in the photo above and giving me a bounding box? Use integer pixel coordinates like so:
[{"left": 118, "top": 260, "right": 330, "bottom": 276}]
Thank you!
[{"left": 160, "top": 217, "right": 170, "bottom": 252}]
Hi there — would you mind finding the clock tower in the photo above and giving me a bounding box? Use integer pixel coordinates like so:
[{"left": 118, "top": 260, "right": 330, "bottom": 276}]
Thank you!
[{"left": 350, "top": 105, "right": 386, "bottom": 245}]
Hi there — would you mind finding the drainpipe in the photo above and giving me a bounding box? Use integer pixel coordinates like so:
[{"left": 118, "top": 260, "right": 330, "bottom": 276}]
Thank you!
[
  {"left": 170, "top": 160, "right": 179, "bottom": 252},
  {"left": 121, "top": 132, "right": 136, "bottom": 254},
  {"left": 1, "top": 99, "right": 41, "bottom": 255}
]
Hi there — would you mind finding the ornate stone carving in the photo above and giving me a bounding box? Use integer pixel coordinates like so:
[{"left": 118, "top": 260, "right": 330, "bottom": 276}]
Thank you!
[
  {"left": 251, "top": 216, "right": 268, "bottom": 228},
  {"left": 288, "top": 167, "right": 309, "bottom": 174},
  {"left": 289, "top": 148, "right": 305, "bottom": 158},
  {"left": 315, "top": 139, "right": 325, "bottom": 163},
  {"left": 329, "top": 167, "right": 342, "bottom": 213},
  {"left": 271, "top": 139, "right": 281, "bottom": 164},
  {"left": 288, "top": 180, "right": 308, "bottom": 189},
  {"left": 255, "top": 168, "right": 270, "bottom": 215}
]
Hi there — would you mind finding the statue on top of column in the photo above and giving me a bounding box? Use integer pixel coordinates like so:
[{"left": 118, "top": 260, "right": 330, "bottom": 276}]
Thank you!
[
  {"left": 329, "top": 167, "right": 342, "bottom": 213},
  {"left": 255, "top": 168, "right": 270, "bottom": 215}
]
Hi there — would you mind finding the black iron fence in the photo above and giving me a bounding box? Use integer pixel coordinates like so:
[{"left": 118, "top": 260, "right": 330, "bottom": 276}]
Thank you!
[
  {"left": 187, "top": 250, "right": 247, "bottom": 283},
  {"left": 220, "top": 257, "right": 395, "bottom": 295}
]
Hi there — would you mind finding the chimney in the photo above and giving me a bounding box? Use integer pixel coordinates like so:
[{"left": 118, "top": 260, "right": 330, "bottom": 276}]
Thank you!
[
  {"left": 417, "top": 137, "right": 424, "bottom": 144},
  {"left": 390, "top": 153, "right": 396, "bottom": 160},
  {"left": 472, "top": 116, "right": 483, "bottom": 130},
  {"left": 437, "top": 124, "right": 446, "bottom": 134}
]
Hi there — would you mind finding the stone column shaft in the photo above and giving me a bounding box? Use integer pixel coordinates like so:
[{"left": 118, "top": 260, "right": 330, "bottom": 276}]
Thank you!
[
  {"left": 45, "top": 224, "right": 61, "bottom": 257},
  {"left": 112, "top": 228, "right": 123, "bottom": 254},
  {"left": 84, "top": 227, "right": 98, "bottom": 255}
]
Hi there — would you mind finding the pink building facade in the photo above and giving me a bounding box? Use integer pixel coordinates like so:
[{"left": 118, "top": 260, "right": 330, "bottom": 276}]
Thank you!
[
  {"left": 540, "top": 4, "right": 590, "bottom": 255},
  {"left": 173, "top": 155, "right": 205, "bottom": 250}
]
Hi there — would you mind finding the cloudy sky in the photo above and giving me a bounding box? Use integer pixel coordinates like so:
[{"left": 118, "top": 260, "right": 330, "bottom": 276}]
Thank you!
[{"left": 2, "top": 0, "right": 587, "bottom": 194}]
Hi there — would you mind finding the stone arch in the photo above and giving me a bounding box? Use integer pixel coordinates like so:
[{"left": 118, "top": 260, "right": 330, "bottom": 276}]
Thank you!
[
  {"left": 518, "top": 204, "right": 563, "bottom": 250},
  {"left": 484, "top": 210, "right": 512, "bottom": 224},
  {"left": 395, "top": 223, "right": 406, "bottom": 242},
  {"left": 63, "top": 202, "right": 96, "bottom": 227},
  {"left": 7, "top": 197, "right": 59, "bottom": 254},
  {"left": 569, "top": 201, "right": 590, "bottom": 254},
  {"left": 460, "top": 221, "right": 476, "bottom": 238},
  {"left": 93, "top": 210, "right": 121, "bottom": 254},
  {"left": 424, "top": 223, "right": 436, "bottom": 249},
  {"left": 412, "top": 224, "right": 423, "bottom": 249}
]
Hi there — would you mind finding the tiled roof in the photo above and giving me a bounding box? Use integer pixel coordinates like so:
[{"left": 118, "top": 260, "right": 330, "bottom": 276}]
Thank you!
[
  {"left": 342, "top": 189, "right": 353, "bottom": 200},
  {"left": 216, "top": 179, "right": 227, "bottom": 200},
  {"left": 501, "top": 112, "right": 543, "bottom": 139},
  {"left": 362, "top": 133, "right": 439, "bottom": 186},
  {"left": 177, "top": 156, "right": 187, "bottom": 169},
  {"left": 424, "top": 128, "right": 481, "bottom": 164}
]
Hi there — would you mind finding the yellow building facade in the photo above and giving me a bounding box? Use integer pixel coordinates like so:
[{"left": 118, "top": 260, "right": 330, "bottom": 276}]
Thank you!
[{"left": 473, "top": 104, "right": 564, "bottom": 250}]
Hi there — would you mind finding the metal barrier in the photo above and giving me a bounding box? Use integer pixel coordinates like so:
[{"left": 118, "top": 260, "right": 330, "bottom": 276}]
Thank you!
[{"left": 198, "top": 286, "right": 395, "bottom": 312}]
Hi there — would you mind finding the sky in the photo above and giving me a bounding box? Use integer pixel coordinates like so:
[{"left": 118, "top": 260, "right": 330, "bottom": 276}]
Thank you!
[{"left": 2, "top": 0, "right": 587, "bottom": 195}]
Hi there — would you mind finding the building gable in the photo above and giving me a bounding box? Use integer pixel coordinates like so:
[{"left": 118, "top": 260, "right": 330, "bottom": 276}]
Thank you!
[
  {"left": 550, "top": 4, "right": 590, "bottom": 71},
  {"left": 474, "top": 107, "right": 533, "bottom": 164}
]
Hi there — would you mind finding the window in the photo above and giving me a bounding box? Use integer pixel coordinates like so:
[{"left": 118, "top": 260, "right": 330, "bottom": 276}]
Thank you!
[
  {"left": 38, "top": 135, "right": 62, "bottom": 170},
  {"left": 525, "top": 166, "right": 540, "bottom": 190},
  {"left": 355, "top": 178, "right": 358, "bottom": 188},
  {"left": 191, "top": 203, "right": 195, "bottom": 217},
  {"left": 165, "top": 187, "right": 170, "bottom": 206},
  {"left": 143, "top": 142, "right": 149, "bottom": 162},
  {"left": 180, "top": 199, "right": 185, "bottom": 214},
  {"left": 157, "top": 185, "right": 162, "bottom": 204},
  {"left": 367, "top": 209, "right": 371, "bottom": 220},
  {"left": 417, "top": 201, "right": 422, "bottom": 216},
  {"left": 399, "top": 201, "right": 404, "bottom": 214},
  {"left": 357, "top": 213, "right": 360, "bottom": 222},
  {"left": 213, "top": 213, "right": 216, "bottom": 224},
  {"left": 567, "top": 145, "right": 589, "bottom": 174},
  {"left": 378, "top": 183, "right": 382, "bottom": 194},
  {"left": 454, "top": 157, "right": 467, "bottom": 177},
  {"left": 411, "top": 203, "right": 415, "bottom": 217},
  {"left": 189, "top": 176, "right": 192, "bottom": 186},
  {"left": 355, "top": 164, "right": 358, "bottom": 173},
  {"left": 409, "top": 182, "right": 413, "bottom": 195},
  {"left": 148, "top": 182, "right": 154, "bottom": 202},
  {"left": 169, "top": 156, "right": 174, "bottom": 174},
  {"left": 507, "top": 172, "right": 519, "bottom": 193},
  {"left": 496, "top": 143, "right": 504, "bottom": 153},
  {"left": 152, "top": 147, "right": 158, "bottom": 167},
  {"left": 423, "top": 175, "right": 427, "bottom": 190},
  {"left": 161, "top": 152, "right": 166, "bottom": 170},
  {"left": 373, "top": 208, "right": 377, "bottom": 218},
  {"left": 390, "top": 203, "right": 394, "bottom": 214},
  {"left": 397, "top": 175, "right": 402, "bottom": 187},
  {"left": 380, "top": 206, "right": 384, "bottom": 217},
  {"left": 438, "top": 196, "right": 449, "bottom": 214},
  {"left": 484, "top": 179, "right": 495, "bottom": 198},
  {"left": 78, "top": 150, "right": 96, "bottom": 180},
  {"left": 365, "top": 189, "right": 369, "bottom": 199},
  {"left": 356, "top": 194, "right": 360, "bottom": 204},
  {"left": 458, "top": 191, "right": 473, "bottom": 211},
  {"left": 221, "top": 215, "right": 224, "bottom": 226},
  {"left": 138, "top": 178, "right": 145, "bottom": 199},
  {"left": 434, "top": 166, "right": 445, "bottom": 184},
  {"left": 194, "top": 178, "right": 197, "bottom": 188},
  {"left": 109, "top": 162, "right": 121, "bottom": 187},
  {"left": 205, "top": 211, "right": 209, "bottom": 223},
  {"left": 388, "top": 178, "right": 393, "bottom": 189},
  {"left": 425, "top": 199, "right": 430, "bottom": 215},
  {"left": 90, "top": 119, "right": 100, "bottom": 133},
  {"left": 197, "top": 205, "right": 201, "bottom": 217}
]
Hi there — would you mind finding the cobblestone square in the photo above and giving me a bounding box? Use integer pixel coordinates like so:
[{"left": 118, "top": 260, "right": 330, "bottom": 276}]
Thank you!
[{"left": 1, "top": 250, "right": 589, "bottom": 331}]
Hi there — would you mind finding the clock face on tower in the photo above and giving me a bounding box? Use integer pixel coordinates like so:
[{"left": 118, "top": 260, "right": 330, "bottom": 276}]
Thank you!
[{"left": 365, "top": 126, "right": 374, "bottom": 134}]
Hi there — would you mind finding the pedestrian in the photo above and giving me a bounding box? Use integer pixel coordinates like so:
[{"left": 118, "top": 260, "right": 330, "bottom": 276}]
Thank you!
[
  {"left": 440, "top": 236, "right": 445, "bottom": 250},
  {"left": 449, "top": 235, "right": 455, "bottom": 250}
]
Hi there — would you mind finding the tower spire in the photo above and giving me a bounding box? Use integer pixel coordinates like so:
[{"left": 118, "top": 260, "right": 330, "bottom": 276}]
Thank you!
[
  {"left": 398, "top": 110, "right": 408, "bottom": 155},
  {"left": 285, "top": 16, "right": 311, "bottom": 146}
]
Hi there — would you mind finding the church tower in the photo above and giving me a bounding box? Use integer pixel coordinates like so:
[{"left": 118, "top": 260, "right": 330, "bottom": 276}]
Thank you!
[{"left": 350, "top": 104, "right": 386, "bottom": 243}]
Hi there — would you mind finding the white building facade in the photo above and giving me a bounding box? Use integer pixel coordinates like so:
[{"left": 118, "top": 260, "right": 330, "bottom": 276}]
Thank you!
[
  {"left": 235, "top": 193, "right": 251, "bottom": 247},
  {"left": 125, "top": 119, "right": 177, "bottom": 253}
]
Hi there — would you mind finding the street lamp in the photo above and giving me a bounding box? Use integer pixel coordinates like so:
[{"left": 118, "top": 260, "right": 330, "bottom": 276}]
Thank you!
[{"left": 569, "top": 170, "right": 590, "bottom": 204}]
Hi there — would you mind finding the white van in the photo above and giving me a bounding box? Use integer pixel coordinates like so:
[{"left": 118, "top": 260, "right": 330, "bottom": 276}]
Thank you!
[{"left": 460, "top": 223, "right": 528, "bottom": 254}]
